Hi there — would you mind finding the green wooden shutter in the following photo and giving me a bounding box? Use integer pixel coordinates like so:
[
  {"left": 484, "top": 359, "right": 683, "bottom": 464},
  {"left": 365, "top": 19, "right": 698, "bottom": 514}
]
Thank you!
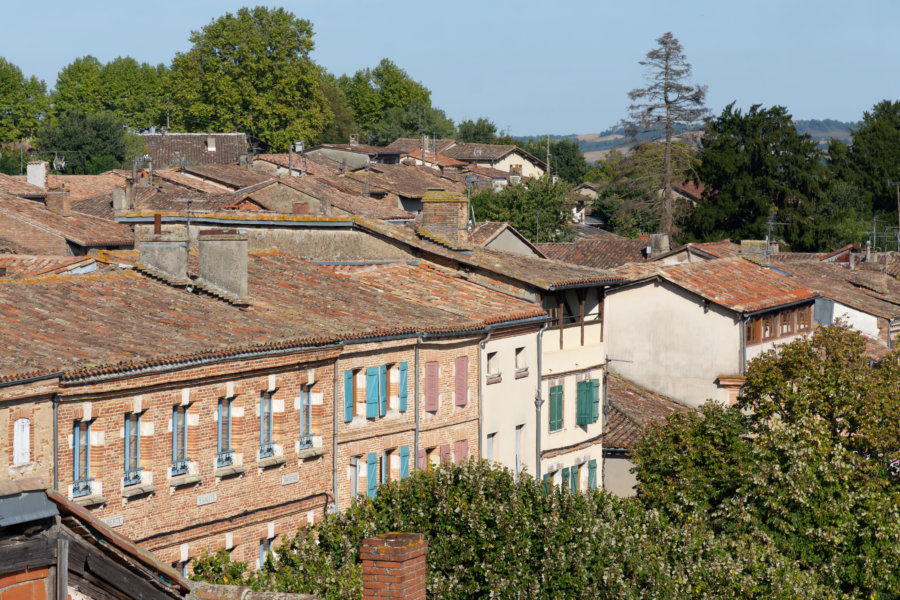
[
  {"left": 549, "top": 385, "right": 563, "bottom": 431},
  {"left": 591, "top": 379, "right": 600, "bottom": 423},
  {"left": 543, "top": 473, "right": 553, "bottom": 493},
  {"left": 561, "top": 467, "right": 570, "bottom": 490},
  {"left": 571, "top": 465, "right": 579, "bottom": 493},
  {"left": 366, "top": 367, "right": 379, "bottom": 419},
  {"left": 400, "top": 446, "right": 410, "bottom": 479},
  {"left": 366, "top": 452, "right": 377, "bottom": 498},
  {"left": 379, "top": 365, "right": 388, "bottom": 417},
  {"left": 343, "top": 370, "right": 354, "bottom": 423},
  {"left": 576, "top": 381, "right": 591, "bottom": 425},
  {"left": 398, "top": 362, "right": 408, "bottom": 412},
  {"left": 588, "top": 459, "right": 597, "bottom": 490}
]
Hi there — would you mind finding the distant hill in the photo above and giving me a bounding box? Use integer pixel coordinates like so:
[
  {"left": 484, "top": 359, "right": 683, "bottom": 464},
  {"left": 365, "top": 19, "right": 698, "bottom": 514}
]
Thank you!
[{"left": 794, "top": 119, "right": 857, "bottom": 147}]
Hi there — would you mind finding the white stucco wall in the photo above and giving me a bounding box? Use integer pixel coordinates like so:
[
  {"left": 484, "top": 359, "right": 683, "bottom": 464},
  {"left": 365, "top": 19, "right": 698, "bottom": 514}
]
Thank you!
[
  {"left": 605, "top": 279, "right": 740, "bottom": 407},
  {"left": 833, "top": 302, "right": 881, "bottom": 340},
  {"left": 481, "top": 331, "right": 539, "bottom": 476},
  {"left": 602, "top": 456, "right": 637, "bottom": 497},
  {"left": 745, "top": 329, "right": 812, "bottom": 361},
  {"left": 476, "top": 152, "right": 545, "bottom": 179}
]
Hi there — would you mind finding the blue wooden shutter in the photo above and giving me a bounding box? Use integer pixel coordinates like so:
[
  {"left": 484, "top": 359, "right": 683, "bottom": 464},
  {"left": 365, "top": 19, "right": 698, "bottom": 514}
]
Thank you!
[
  {"left": 365, "top": 367, "right": 379, "bottom": 419},
  {"left": 398, "top": 362, "right": 408, "bottom": 412},
  {"left": 379, "top": 365, "right": 387, "bottom": 416},
  {"left": 400, "top": 446, "right": 410, "bottom": 478},
  {"left": 588, "top": 459, "right": 597, "bottom": 490},
  {"left": 343, "top": 370, "right": 354, "bottom": 422},
  {"left": 382, "top": 451, "right": 388, "bottom": 483},
  {"left": 366, "top": 452, "right": 377, "bottom": 498},
  {"left": 591, "top": 379, "right": 600, "bottom": 423}
]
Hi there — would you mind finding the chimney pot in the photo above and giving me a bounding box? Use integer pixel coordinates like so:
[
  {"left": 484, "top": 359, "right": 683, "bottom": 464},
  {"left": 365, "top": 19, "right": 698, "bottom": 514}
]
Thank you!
[{"left": 198, "top": 230, "right": 248, "bottom": 299}]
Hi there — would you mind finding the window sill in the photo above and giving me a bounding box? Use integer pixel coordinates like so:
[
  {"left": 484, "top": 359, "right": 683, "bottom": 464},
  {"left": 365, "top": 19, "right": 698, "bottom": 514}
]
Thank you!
[
  {"left": 486, "top": 373, "right": 502, "bottom": 385},
  {"left": 297, "top": 447, "right": 325, "bottom": 461},
  {"left": 514, "top": 368, "right": 530, "bottom": 379},
  {"left": 122, "top": 484, "right": 156, "bottom": 499},
  {"left": 215, "top": 465, "right": 246, "bottom": 478},
  {"left": 73, "top": 494, "right": 107, "bottom": 507},
  {"left": 258, "top": 455, "right": 287, "bottom": 469},
  {"left": 169, "top": 474, "right": 202, "bottom": 488}
]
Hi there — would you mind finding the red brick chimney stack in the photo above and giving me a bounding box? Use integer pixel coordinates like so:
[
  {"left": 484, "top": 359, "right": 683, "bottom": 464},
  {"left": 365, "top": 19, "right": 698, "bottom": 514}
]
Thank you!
[
  {"left": 420, "top": 188, "right": 469, "bottom": 247},
  {"left": 360, "top": 533, "right": 427, "bottom": 600}
]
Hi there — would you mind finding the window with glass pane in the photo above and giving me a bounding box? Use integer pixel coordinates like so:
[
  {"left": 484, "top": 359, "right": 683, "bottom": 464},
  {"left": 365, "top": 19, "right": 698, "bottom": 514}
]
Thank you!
[
  {"left": 260, "top": 390, "right": 274, "bottom": 458},
  {"left": 298, "top": 385, "right": 312, "bottom": 449},
  {"left": 124, "top": 413, "right": 142, "bottom": 485},
  {"left": 172, "top": 405, "right": 189, "bottom": 475},
  {"left": 217, "top": 398, "right": 233, "bottom": 467},
  {"left": 73, "top": 420, "right": 91, "bottom": 497}
]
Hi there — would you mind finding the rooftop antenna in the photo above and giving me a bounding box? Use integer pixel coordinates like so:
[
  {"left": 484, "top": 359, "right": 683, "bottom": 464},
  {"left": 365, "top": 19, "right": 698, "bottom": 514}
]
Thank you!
[{"left": 765, "top": 217, "right": 789, "bottom": 260}]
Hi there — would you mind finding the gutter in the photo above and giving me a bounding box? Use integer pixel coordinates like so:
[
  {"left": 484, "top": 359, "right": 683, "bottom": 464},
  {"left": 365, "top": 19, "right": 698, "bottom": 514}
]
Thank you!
[
  {"left": 535, "top": 320, "right": 549, "bottom": 480},
  {"left": 547, "top": 280, "right": 623, "bottom": 292},
  {"left": 477, "top": 326, "right": 494, "bottom": 460},
  {"left": 741, "top": 297, "right": 817, "bottom": 318},
  {"left": 0, "top": 371, "right": 63, "bottom": 389}
]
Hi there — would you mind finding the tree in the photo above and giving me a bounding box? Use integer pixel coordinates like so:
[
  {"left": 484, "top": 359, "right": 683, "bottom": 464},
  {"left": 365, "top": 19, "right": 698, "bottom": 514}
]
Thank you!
[
  {"left": 316, "top": 73, "right": 357, "bottom": 145},
  {"left": 166, "top": 7, "right": 330, "bottom": 151},
  {"left": 457, "top": 117, "right": 497, "bottom": 143},
  {"left": 469, "top": 176, "right": 575, "bottom": 243},
  {"left": 622, "top": 32, "right": 708, "bottom": 235},
  {"left": 36, "top": 111, "right": 129, "bottom": 174},
  {"left": 0, "top": 57, "right": 48, "bottom": 142},
  {"left": 519, "top": 137, "right": 589, "bottom": 183},
  {"left": 684, "top": 103, "right": 824, "bottom": 248},
  {"left": 366, "top": 99, "right": 454, "bottom": 147}
]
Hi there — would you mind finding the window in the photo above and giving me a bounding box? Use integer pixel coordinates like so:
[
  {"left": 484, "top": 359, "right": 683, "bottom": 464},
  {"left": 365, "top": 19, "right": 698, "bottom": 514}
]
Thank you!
[
  {"left": 454, "top": 439, "right": 469, "bottom": 465},
  {"left": 350, "top": 456, "right": 360, "bottom": 497},
  {"left": 588, "top": 459, "right": 598, "bottom": 490},
  {"left": 366, "top": 452, "right": 378, "bottom": 498},
  {"left": 425, "top": 362, "right": 439, "bottom": 412},
  {"left": 217, "top": 397, "right": 233, "bottom": 467},
  {"left": 455, "top": 356, "right": 468, "bottom": 407},
  {"left": 440, "top": 444, "right": 452, "bottom": 464},
  {"left": 514, "top": 425, "right": 523, "bottom": 473},
  {"left": 72, "top": 420, "right": 91, "bottom": 497},
  {"left": 561, "top": 466, "right": 570, "bottom": 490},
  {"left": 486, "top": 432, "right": 496, "bottom": 462},
  {"left": 515, "top": 347, "right": 527, "bottom": 371},
  {"left": 381, "top": 449, "right": 392, "bottom": 484},
  {"left": 549, "top": 385, "right": 563, "bottom": 431},
  {"left": 259, "top": 391, "right": 274, "bottom": 458},
  {"left": 298, "top": 385, "right": 312, "bottom": 449},
  {"left": 797, "top": 306, "right": 812, "bottom": 331},
  {"left": 259, "top": 538, "right": 273, "bottom": 569},
  {"left": 780, "top": 310, "right": 795, "bottom": 335},
  {"left": 486, "top": 352, "right": 499, "bottom": 376},
  {"left": 571, "top": 464, "right": 581, "bottom": 493},
  {"left": 13, "top": 418, "right": 30, "bottom": 466},
  {"left": 576, "top": 379, "right": 601, "bottom": 426},
  {"left": 762, "top": 314, "right": 778, "bottom": 340},
  {"left": 399, "top": 446, "right": 410, "bottom": 479},
  {"left": 124, "top": 412, "right": 142, "bottom": 486},
  {"left": 172, "top": 405, "right": 189, "bottom": 476},
  {"left": 365, "top": 367, "right": 386, "bottom": 419},
  {"left": 746, "top": 318, "right": 762, "bottom": 345},
  {"left": 343, "top": 370, "right": 357, "bottom": 422}
]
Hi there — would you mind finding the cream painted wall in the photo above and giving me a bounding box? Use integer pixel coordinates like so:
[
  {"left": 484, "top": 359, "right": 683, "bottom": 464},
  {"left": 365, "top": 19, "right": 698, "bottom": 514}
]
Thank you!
[
  {"left": 474, "top": 152, "right": 545, "bottom": 179},
  {"left": 602, "top": 456, "right": 637, "bottom": 497},
  {"left": 481, "top": 331, "right": 539, "bottom": 475},
  {"left": 485, "top": 229, "right": 539, "bottom": 257},
  {"left": 605, "top": 280, "right": 740, "bottom": 407}
]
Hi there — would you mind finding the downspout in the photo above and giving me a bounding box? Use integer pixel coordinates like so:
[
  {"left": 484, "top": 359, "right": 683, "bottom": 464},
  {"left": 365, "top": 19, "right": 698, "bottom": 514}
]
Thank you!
[
  {"left": 53, "top": 393, "right": 59, "bottom": 491},
  {"left": 740, "top": 315, "right": 749, "bottom": 374},
  {"left": 477, "top": 327, "right": 494, "bottom": 459},
  {"left": 414, "top": 334, "right": 422, "bottom": 470},
  {"left": 535, "top": 321, "right": 549, "bottom": 480}
]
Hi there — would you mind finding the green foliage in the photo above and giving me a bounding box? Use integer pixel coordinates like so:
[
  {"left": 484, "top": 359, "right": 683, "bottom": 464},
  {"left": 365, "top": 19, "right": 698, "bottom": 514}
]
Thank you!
[
  {"left": 191, "top": 548, "right": 249, "bottom": 586},
  {"left": 457, "top": 117, "right": 498, "bottom": 143},
  {"left": 519, "top": 137, "right": 589, "bottom": 183},
  {"left": 36, "top": 110, "right": 128, "bottom": 174},
  {"left": 0, "top": 147, "right": 26, "bottom": 175},
  {"left": 0, "top": 57, "right": 48, "bottom": 142},
  {"left": 470, "top": 176, "right": 575, "bottom": 243},
  {"left": 634, "top": 324, "right": 900, "bottom": 598},
  {"left": 193, "top": 460, "right": 820, "bottom": 600},
  {"left": 684, "top": 103, "right": 825, "bottom": 248},
  {"left": 366, "top": 99, "right": 455, "bottom": 147},
  {"left": 52, "top": 55, "right": 168, "bottom": 131},
  {"left": 166, "top": 6, "right": 330, "bottom": 151},
  {"left": 316, "top": 73, "right": 357, "bottom": 145}
]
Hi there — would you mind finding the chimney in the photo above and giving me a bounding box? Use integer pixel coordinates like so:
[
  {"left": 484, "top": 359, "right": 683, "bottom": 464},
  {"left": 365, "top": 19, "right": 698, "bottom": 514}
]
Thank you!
[
  {"left": 45, "top": 192, "right": 72, "bottom": 217},
  {"left": 27, "top": 161, "right": 48, "bottom": 190},
  {"left": 421, "top": 188, "right": 470, "bottom": 246},
  {"left": 648, "top": 233, "right": 671, "bottom": 257},
  {"left": 198, "top": 230, "right": 248, "bottom": 299},
  {"left": 112, "top": 185, "right": 133, "bottom": 211},
  {"left": 125, "top": 178, "right": 135, "bottom": 209},
  {"left": 360, "top": 533, "right": 427, "bottom": 600},
  {"left": 139, "top": 232, "right": 188, "bottom": 283}
]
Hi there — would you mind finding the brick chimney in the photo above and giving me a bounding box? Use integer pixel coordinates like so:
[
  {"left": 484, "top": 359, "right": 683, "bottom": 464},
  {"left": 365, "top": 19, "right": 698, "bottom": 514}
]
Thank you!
[
  {"left": 198, "top": 230, "right": 249, "bottom": 299},
  {"left": 27, "top": 161, "right": 48, "bottom": 190},
  {"left": 45, "top": 192, "right": 71, "bottom": 216},
  {"left": 360, "top": 533, "right": 427, "bottom": 600},
  {"left": 421, "top": 188, "right": 469, "bottom": 246},
  {"left": 140, "top": 232, "right": 189, "bottom": 283}
]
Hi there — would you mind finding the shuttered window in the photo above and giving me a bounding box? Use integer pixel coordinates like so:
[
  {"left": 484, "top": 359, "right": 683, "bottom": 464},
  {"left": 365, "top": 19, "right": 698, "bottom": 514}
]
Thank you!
[
  {"left": 72, "top": 420, "right": 91, "bottom": 497},
  {"left": 382, "top": 450, "right": 389, "bottom": 484},
  {"left": 398, "top": 362, "right": 408, "bottom": 412},
  {"left": 343, "top": 370, "right": 354, "bottom": 422},
  {"left": 13, "top": 418, "right": 30, "bottom": 466},
  {"left": 425, "top": 362, "right": 439, "bottom": 412},
  {"left": 417, "top": 449, "right": 427, "bottom": 471},
  {"left": 440, "top": 444, "right": 451, "bottom": 464},
  {"left": 576, "top": 381, "right": 591, "bottom": 425},
  {"left": 455, "top": 356, "right": 468, "bottom": 407},
  {"left": 173, "top": 405, "right": 190, "bottom": 472},
  {"left": 561, "top": 467, "right": 570, "bottom": 490},
  {"left": 571, "top": 464, "right": 580, "bottom": 493},
  {"left": 366, "top": 367, "right": 379, "bottom": 419},
  {"left": 588, "top": 459, "right": 598, "bottom": 490},
  {"left": 543, "top": 473, "right": 553, "bottom": 493},
  {"left": 366, "top": 452, "right": 377, "bottom": 498},
  {"left": 379, "top": 365, "right": 388, "bottom": 416},
  {"left": 454, "top": 439, "right": 469, "bottom": 464},
  {"left": 549, "top": 385, "right": 563, "bottom": 431},
  {"left": 400, "top": 446, "right": 410, "bottom": 478},
  {"left": 124, "top": 413, "right": 142, "bottom": 486},
  {"left": 591, "top": 379, "right": 601, "bottom": 423}
]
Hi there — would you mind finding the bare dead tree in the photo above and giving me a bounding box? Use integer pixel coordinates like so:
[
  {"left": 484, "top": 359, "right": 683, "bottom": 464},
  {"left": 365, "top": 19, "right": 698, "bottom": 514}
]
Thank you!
[{"left": 622, "top": 32, "right": 708, "bottom": 235}]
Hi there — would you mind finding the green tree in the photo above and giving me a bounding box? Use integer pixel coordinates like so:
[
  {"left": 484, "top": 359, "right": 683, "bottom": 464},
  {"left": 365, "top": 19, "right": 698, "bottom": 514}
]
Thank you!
[
  {"left": 36, "top": 111, "right": 128, "bottom": 174},
  {"left": 622, "top": 32, "right": 708, "bottom": 234},
  {"left": 316, "top": 73, "right": 357, "bottom": 144},
  {"left": 520, "top": 137, "right": 589, "bottom": 183},
  {"left": 166, "top": 6, "right": 331, "bottom": 151},
  {"left": 51, "top": 55, "right": 105, "bottom": 117},
  {"left": 457, "top": 117, "right": 497, "bottom": 143},
  {"left": 366, "top": 99, "right": 454, "bottom": 147},
  {"left": 0, "top": 57, "right": 48, "bottom": 142},
  {"left": 684, "top": 103, "right": 824, "bottom": 248},
  {"left": 470, "top": 176, "right": 574, "bottom": 243}
]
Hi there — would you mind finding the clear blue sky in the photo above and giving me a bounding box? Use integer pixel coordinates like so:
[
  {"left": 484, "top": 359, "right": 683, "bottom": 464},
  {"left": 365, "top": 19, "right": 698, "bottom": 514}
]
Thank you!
[{"left": 3, "top": 0, "right": 899, "bottom": 136}]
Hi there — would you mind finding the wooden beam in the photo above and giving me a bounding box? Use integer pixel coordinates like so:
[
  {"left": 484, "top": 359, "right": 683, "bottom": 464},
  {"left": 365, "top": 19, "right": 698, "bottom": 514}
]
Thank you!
[
  {"left": 576, "top": 289, "right": 586, "bottom": 347},
  {"left": 86, "top": 547, "right": 173, "bottom": 600},
  {"left": 556, "top": 293, "right": 565, "bottom": 350},
  {"left": 56, "top": 539, "right": 68, "bottom": 600},
  {"left": 0, "top": 537, "right": 55, "bottom": 575}
]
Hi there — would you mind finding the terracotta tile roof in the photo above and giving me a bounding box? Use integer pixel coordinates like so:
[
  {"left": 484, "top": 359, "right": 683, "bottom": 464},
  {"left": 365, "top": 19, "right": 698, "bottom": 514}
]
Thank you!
[
  {"left": 656, "top": 257, "right": 817, "bottom": 313},
  {"left": 140, "top": 133, "right": 249, "bottom": 167},
  {"left": 468, "top": 222, "right": 507, "bottom": 246},
  {"left": 0, "top": 172, "right": 47, "bottom": 198},
  {"left": 0, "top": 193, "right": 133, "bottom": 248},
  {"left": 535, "top": 239, "right": 647, "bottom": 269},
  {"left": 443, "top": 144, "right": 545, "bottom": 168},
  {"left": 153, "top": 168, "right": 235, "bottom": 193},
  {"left": 772, "top": 261, "right": 900, "bottom": 319},
  {"left": 253, "top": 154, "right": 341, "bottom": 176},
  {"left": 0, "top": 255, "right": 95, "bottom": 277},
  {"left": 604, "top": 375, "right": 690, "bottom": 450},
  {"left": 43, "top": 172, "right": 123, "bottom": 201},
  {"left": 673, "top": 180, "right": 705, "bottom": 202},
  {"left": 573, "top": 224, "right": 624, "bottom": 240},
  {"left": 0, "top": 236, "right": 30, "bottom": 254},
  {"left": 692, "top": 239, "right": 741, "bottom": 258},
  {"left": 399, "top": 151, "right": 468, "bottom": 168},
  {"left": 383, "top": 138, "right": 456, "bottom": 155},
  {"left": 281, "top": 177, "right": 414, "bottom": 220},
  {"left": 318, "top": 143, "right": 396, "bottom": 155},
  {"left": 344, "top": 163, "right": 464, "bottom": 199},
  {"left": 0, "top": 250, "right": 547, "bottom": 382},
  {"left": 181, "top": 164, "right": 272, "bottom": 189}
]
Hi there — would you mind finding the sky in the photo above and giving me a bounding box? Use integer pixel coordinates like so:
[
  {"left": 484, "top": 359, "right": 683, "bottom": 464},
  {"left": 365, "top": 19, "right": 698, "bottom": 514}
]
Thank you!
[{"left": 2, "top": 0, "right": 899, "bottom": 136}]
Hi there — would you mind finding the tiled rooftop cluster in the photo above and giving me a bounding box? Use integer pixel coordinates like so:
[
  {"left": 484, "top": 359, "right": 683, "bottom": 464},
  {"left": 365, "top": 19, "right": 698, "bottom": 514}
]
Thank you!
[{"left": 604, "top": 375, "right": 689, "bottom": 450}]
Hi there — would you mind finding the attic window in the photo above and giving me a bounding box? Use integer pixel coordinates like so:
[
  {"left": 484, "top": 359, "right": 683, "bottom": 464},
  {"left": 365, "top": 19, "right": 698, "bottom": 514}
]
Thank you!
[{"left": 206, "top": 137, "right": 216, "bottom": 152}]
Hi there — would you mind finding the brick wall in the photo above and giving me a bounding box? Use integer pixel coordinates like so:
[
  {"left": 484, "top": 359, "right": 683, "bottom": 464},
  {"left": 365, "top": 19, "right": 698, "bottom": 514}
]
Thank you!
[
  {"left": 360, "top": 533, "right": 427, "bottom": 600},
  {"left": 0, "top": 217, "right": 68, "bottom": 255},
  {"left": 1, "top": 396, "right": 54, "bottom": 482}
]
